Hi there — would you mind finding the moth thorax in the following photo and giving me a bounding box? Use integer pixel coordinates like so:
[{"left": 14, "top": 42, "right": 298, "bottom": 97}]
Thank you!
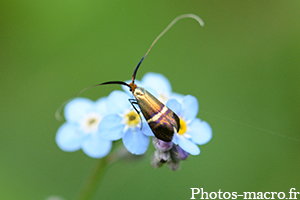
[{"left": 133, "top": 87, "right": 146, "bottom": 97}]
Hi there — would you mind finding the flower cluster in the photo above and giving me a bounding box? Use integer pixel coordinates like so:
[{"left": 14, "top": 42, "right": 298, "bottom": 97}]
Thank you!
[{"left": 56, "top": 72, "right": 212, "bottom": 169}]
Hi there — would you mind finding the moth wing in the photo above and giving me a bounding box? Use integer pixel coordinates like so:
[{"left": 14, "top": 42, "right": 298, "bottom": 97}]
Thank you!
[{"left": 135, "top": 88, "right": 180, "bottom": 142}]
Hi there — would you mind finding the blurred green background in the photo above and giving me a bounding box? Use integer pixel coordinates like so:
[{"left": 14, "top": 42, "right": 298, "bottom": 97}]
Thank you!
[{"left": 1, "top": 0, "right": 299, "bottom": 199}]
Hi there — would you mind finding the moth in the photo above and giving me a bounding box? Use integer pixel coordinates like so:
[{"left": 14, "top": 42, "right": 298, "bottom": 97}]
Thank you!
[
  {"left": 56, "top": 14, "right": 204, "bottom": 142},
  {"left": 100, "top": 63, "right": 181, "bottom": 142},
  {"left": 99, "top": 14, "right": 203, "bottom": 142}
]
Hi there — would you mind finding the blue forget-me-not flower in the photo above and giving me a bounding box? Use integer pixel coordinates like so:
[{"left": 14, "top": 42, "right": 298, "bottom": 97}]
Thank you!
[
  {"left": 56, "top": 72, "right": 212, "bottom": 170},
  {"left": 56, "top": 97, "right": 112, "bottom": 158}
]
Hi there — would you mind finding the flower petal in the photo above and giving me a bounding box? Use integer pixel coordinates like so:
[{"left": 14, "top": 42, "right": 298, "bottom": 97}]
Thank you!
[
  {"left": 188, "top": 118, "right": 213, "bottom": 145},
  {"left": 56, "top": 123, "right": 85, "bottom": 152},
  {"left": 141, "top": 72, "right": 172, "bottom": 95},
  {"left": 166, "top": 99, "right": 182, "bottom": 116},
  {"left": 140, "top": 122, "right": 154, "bottom": 136},
  {"left": 177, "top": 136, "right": 200, "bottom": 155},
  {"left": 106, "top": 90, "right": 131, "bottom": 114},
  {"left": 94, "top": 97, "right": 108, "bottom": 115},
  {"left": 172, "top": 133, "right": 179, "bottom": 145},
  {"left": 64, "top": 98, "right": 94, "bottom": 123},
  {"left": 170, "top": 92, "right": 185, "bottom": 102},
  {"left": 98, "top": 114, "right": 125, "bottom": 140},
  {"left": 122, "top": 127, "right": 150, "bottom": 155},
  {"left": 81, "top": 133, "right": 112, "bottom": 158},
  {"left": 181, "top": 95, "right": 198, "bottom": 122}
]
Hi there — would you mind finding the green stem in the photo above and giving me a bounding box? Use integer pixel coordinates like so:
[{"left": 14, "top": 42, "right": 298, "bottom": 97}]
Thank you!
[
  {"left": 76, "top": 156, "right": 109, "bottom": 200},
  {"left": 76, "top": 145, "right": 138, "bottom": 200}
]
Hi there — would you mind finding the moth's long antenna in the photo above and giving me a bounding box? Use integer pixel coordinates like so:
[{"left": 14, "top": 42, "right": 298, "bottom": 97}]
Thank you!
[
  {"left": 56, "top": 14, "right": 204, "bottom": 121},
  {"left": 132, "top": 13, "right": 204, "bottom": 83},
  {"left": 55, "top": 81, "right": 131, "bottom": 121}
]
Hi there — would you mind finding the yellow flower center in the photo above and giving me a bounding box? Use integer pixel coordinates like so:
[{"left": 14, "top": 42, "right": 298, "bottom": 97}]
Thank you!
[
  {"left": 125, "top": 110, "right": 140, "bottom": 126},
  {"left": 88, "top": 118, "right": 96, "bottom": 126},
  {"left": 80, "top": 113, "right": 102, "bottom": 134},
  {"left": 178, "top": 118, "right": 187, "bottom": 135}
]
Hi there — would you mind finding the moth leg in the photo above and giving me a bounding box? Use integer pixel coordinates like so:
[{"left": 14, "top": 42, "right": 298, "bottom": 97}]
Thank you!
[{"left": 128, "top": 98, "right": 143, "bottom": 130}]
